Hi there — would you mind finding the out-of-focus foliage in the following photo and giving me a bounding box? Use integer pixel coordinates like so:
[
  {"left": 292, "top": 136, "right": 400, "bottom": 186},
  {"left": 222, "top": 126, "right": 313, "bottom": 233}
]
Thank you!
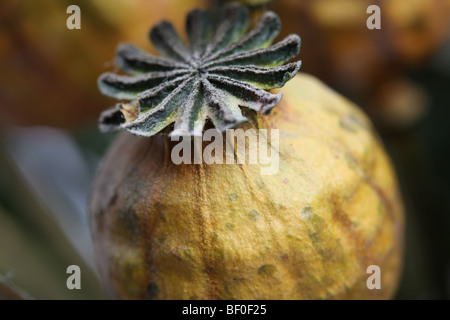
[{"left": 0, "top": 130, "right": 108, "bottom": 299}]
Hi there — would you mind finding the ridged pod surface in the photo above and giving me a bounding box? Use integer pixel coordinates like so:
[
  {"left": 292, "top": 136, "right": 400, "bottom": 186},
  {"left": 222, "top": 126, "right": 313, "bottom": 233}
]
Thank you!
[{"left": 90, "top": 73, "right": 404, "bottom": 299}]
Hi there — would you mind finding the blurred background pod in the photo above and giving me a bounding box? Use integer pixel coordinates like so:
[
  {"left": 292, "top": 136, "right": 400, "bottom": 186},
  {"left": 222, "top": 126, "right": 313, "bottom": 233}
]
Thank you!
[
  {"left": 0, "top": 0, "right": 208, "bottom": 129},
  {"left": 2, "top": 0, "right": 448, "bottom": 130},
  {"left": 268, "top": 0, "right": 450, "bottom": 129}
]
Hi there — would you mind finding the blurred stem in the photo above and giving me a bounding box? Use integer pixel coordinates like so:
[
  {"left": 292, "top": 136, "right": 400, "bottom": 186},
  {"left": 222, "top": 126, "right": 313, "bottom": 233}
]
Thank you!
[
  {"left": 0, "top": 274, "right": 33, "bottom": 300},
  {"left": 0, "top": 143, "right": 105, "bottom": 299}
]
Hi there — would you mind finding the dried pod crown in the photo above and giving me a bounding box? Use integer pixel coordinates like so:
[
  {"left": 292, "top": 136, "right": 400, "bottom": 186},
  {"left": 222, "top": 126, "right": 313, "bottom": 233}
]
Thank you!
[{"left": 98, "top": 2, "right": 301, "bottom": 137}]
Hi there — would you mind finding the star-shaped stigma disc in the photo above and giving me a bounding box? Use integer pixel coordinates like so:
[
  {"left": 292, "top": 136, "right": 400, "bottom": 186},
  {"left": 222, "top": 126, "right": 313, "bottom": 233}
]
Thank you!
[{"left": 98, "top": 2, "right": 301, "bottom": 137}]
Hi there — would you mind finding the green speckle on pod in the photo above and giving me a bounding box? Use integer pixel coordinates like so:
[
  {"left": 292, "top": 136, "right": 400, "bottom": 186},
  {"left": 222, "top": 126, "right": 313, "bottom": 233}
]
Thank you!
[
  {"left": 147, "top": 282, "right": 159, "bottom": 299},
  {"left": 157, "top": 234, "right": 167, "bottom": 244},
  {"left": 255, "top": 177, "right": 265, "bottom": 189},
  {"left": 229, "top": 193, "right": 238, "bottom": 201},
  {"left": 258, "top": 264, "right": 277, "bottom": 277},
  {"left": 249, "top": 210, "right": 260, "bottom": 221}
]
